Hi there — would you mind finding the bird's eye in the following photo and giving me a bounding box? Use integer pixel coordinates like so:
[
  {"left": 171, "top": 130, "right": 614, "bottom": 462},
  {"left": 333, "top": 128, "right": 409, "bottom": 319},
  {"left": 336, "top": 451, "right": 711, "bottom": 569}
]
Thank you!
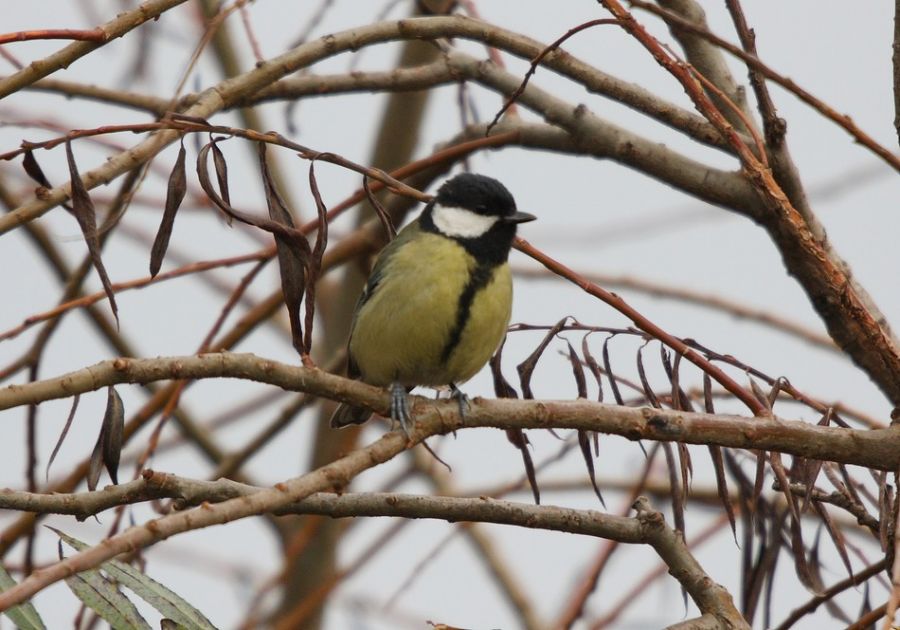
[{"left": 475, "top": 205, "right": 488, "bottom": 213}]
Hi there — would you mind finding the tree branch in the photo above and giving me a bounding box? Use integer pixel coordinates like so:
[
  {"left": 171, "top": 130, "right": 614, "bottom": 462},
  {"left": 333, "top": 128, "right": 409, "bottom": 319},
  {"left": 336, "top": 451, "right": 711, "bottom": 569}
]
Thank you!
[
  {"left": 0, "top": 352, "right": 896, "bottom": 470},
  {"left": 0, "top": 14, "right": 742, "bottom": 235},
  {"left": 0, "top": 472, "right": 747, "bottom": 627},
  {"left": 0, "top": 0, "right": 188, "bottom": 100}
]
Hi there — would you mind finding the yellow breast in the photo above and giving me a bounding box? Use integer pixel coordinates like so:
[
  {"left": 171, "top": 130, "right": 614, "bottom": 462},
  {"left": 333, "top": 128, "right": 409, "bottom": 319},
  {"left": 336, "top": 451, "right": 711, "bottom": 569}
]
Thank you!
[{"left": 349, "top": 231, "right": 512, "bottom": 388}]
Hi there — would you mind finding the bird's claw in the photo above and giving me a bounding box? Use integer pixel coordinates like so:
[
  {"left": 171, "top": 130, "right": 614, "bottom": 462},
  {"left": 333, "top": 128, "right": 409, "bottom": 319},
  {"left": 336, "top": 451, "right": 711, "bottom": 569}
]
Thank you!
[
  {"left": 390, "top": 382, "right": 412, "bottom": 439},
  {"left": 449, "top": 383, "right": 470, "bottom": 420}
]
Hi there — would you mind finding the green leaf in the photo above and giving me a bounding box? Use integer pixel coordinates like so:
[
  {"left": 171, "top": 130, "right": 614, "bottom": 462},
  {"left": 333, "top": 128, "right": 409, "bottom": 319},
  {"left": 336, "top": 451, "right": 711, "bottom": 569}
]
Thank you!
[
  {"left": 0, "top": 562, "right": 46, "bottom": 630},
  {"left": 52, "top": 529, "right": 216, "bottom": 629},
  {"left": 64, "top": 570, "right": 151, "bottom": 630}
]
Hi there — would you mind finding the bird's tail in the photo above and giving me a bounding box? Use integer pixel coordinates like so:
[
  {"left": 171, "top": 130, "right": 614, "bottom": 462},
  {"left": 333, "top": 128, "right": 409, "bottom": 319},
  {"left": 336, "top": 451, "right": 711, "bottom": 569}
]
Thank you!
[{"left": 330, "top": 403, "right": 372, "bottom": 428}]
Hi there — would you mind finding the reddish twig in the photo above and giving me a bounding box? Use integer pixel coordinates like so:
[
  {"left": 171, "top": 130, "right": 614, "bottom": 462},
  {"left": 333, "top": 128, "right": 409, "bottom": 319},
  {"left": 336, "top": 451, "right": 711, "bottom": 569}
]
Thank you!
[
  {"left": 0, "top": 248, "right": 272, "bottom": 343},
  {"left": 486, "top": 18, "right": 619, "bottom": 135},
  {"left": 0, "top": 28, "right": 107, "bottom": 45},
  {"left": 514, "top": 237, "right": 767, "bottom": 416},
  {"left": 628, "top": 0, "right": 900, "bottom": 173}
]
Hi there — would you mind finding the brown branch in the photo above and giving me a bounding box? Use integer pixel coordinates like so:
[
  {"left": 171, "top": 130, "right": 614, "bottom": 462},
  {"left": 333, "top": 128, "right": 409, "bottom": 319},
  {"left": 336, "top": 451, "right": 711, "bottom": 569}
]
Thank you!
[
  {"left": 655, "top": 0, "right": 751, "bottom": 133},
  {"left": 513, "top": 266, "right": 836, "bottom": 352},
  {"left": 603, "top": 0, "right": 900, "bottom": 406},
  {"left": 409, "top": 448, "right": 544, "bottom": 630},
  {"left": 629, "top": 0, "right": 900, "bottom": 173},
  {"left": 0, "top": 248, "right": 272, "bottom": 343},
  {"left": 0, "top": 472, "right": 747, "bottom": 627},
  {"left": 722, "top": 0, "right": 782, "bottom": 145},
  {"left": 773, "top": 558, "right": 888, "bottom": 630},
  {"left": 0, "top": 0, "right": 188, "bottom": 99},
  {"left": 0, "top": 122, "right": 527, "bottom": 556},
  {"left": 0, "top": 352, "right": 897, "bottom": 470},
  {"left": 0, "top": 28, "right": 107, "bottom": 45},
  {"left": 0, "top": 13, "right": 748, "bottom": 235},
  {"left": 514, "top": 238, "right": 766, "bottom": 415},
  {"left": 486, "top": 18, "right": 620, "bottom": 134}
]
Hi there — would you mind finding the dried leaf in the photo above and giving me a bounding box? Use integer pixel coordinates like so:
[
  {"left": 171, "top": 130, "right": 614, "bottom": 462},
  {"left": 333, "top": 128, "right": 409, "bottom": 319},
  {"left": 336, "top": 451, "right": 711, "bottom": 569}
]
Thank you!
[
  {"left": 150, "top": 141, "right": 187, "bottom": 277},
  {"left": 635, "top": 344, "right": 660, "bottom": 408},
  {"left": 65, "top": 140, "right": 118, "bottom": 326},
  {"left": 259, "top": 143, "right": 309, "bottom": 357},
  {"left": 797, "top": 409, "right": 832, "bottom": 512},
  {"left": 749, "top": 508, "right": 785, "bottom": 623},
  {"left": 770, "top": 452, "right": 801, "bottom": 524},
  {"left": 879, "top": 475, "right": 893, "bottom": 551},
  {"left": 787, "top": 507, "right": 819, "bottom": 594},
  {"left": 859, "top": 582, "right": 873, "bottom": 625},
  {"left": 516, "top": 317, "right": 568, "bottom": 399},
  {"left": 490, "top": 336, "right": 518, "bottom": 399},
  {"left": 87, "top": 387, "right": 124, "bottom": 490},
  {"left": 22, "top": 149, "right": 52, "bottom": 189},
  {"left": 677, "top": 443, "right": 692, "bottom": 499},
  {"left": 702, "top": 372, "right": 714, "bottom": 415},
  {"left": 709, "top": 447, "right": 737, "bottom": 542},
  {"left": 101, "top": 386, "right": 124, "bottom": 485},
  {"left": 46, "top": 394, "right": 79, "bottom": 483},
  {"left": 813, "top": 502, "right": 853, "bottom": 578},
  {"left": 565, "top": 340, "right": 587, "bottom": 399},
  {"left": 768, "top": 376, "right": 787, "bottom": 409},
  {"left": 505, "top": 429, "right": 539, "bottom": 504},
  {"left": 211, "top": 139, "right": 231, "bottom": 224},
  {"left": 662, "top": 442, "right": 685, "bottom": 535},
  {"left": 749, "top": 376, "right": 772, "bottom": 412},
  {"left": 752, "top": 451, "right": 766, "bottom": 523},
  {"left": 363, "top": 176, "right": 397, "bottom": 240},
  {"left": 306, "top": 161, "right": 329, "bottom": 357},
  {"left": 581, "top": 334, "right": 604, "bottom": 402},
  {"left": 87, "top": 433, "right": 103, "bottom": 492},
  {"left": 601, "top": 336, "right": 624, "bottom": 406},
  {"left": 577, "top": 429, "right": 605, "bottom": 507}
]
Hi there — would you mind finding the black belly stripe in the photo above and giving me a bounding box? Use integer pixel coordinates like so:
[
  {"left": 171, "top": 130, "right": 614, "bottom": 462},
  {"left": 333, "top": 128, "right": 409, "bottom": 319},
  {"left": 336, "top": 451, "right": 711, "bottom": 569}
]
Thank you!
[{"left": 440, "top": 261, "right": 496, "bottom": 364}]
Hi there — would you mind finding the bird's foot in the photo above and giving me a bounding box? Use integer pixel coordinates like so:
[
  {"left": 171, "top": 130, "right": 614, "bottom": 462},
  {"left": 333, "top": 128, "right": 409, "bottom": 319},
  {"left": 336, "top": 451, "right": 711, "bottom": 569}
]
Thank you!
[
  {"left": 449, "top": 383, "right": 470, "bottom": 419},
  {"left": 389, "top": 382, "right": 413, "bottom": 438}
]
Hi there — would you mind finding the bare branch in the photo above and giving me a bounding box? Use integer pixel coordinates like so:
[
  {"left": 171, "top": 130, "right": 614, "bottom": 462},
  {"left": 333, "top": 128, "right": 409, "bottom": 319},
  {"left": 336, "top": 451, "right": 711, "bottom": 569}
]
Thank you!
[
  {"left": 0, "top": 352, "right": 896, "bottom": 470},
  {"left": 0, "top": 472, "right": 747, "bottom": 627},
  {"left": 0, "top": 0, "right": 188, "bottom": 99}
]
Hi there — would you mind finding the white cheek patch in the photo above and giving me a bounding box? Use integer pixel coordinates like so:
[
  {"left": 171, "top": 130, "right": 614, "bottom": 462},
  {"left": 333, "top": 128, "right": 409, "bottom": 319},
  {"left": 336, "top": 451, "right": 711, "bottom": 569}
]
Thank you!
[{"left": 431, "top": 204, "right": 499, "bottom": 238}]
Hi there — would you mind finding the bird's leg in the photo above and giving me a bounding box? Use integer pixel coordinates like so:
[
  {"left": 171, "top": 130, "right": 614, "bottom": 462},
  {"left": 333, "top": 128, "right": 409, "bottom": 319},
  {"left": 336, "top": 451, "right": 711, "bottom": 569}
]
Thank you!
[
  {"left": 449, "top": 383, "right": 470, "bottom": 419},
  {"left": 389, "top": 381, "right": 412, "bottom": 438}
]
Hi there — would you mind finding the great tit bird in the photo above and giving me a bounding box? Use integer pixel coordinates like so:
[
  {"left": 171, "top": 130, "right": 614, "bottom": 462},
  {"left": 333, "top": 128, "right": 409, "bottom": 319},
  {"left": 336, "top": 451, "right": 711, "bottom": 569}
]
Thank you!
[{"left": 330, "top": 173, "right": 535, "bottom": 435}]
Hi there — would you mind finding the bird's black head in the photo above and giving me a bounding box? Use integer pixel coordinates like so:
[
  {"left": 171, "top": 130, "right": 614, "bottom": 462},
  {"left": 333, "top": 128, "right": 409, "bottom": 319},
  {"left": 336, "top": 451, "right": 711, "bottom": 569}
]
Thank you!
[
  {"left": 435, "top": 173, "right": 518, "bottom": 219},
  {"left": 422, "top": 173, "right": 536, "bottom": 265}
]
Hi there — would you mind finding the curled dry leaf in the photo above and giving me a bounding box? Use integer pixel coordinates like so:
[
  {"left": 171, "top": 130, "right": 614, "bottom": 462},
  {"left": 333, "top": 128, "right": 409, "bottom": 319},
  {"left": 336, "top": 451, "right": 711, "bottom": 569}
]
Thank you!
[
  {"left": 489, "top": 336, "right": 519, "bottom": 399},
  {"left": 516, "top": 316, "right": 569, "bottom": 399},
  {"left": 65, "top": 140, "right": 118, "bottom": 326},
  {"left": 363, "top": 176, "right": 397, "bottom": 240},
  {"left": 581, "top": 333, "right": 604, "bottom": 403},
  {"left": 490, "top": 337, "right": 539, "bottom": 504},
  {"left": 87, "top": 386, "right": 124, "bottom": 491},
  {"left": 305, "top": 161, "right": 329, "bottom": 358},
  {"left": 565, "top": 339, "right": 605, "bottom": 507},
  {"left": 211, "top": 139, "right": 231, "bottom": 224},
  {"left": 22, "top": 149, "right": 52, "bottom": 189},
  {"left": 46, "top": 394, "right": 80, "bottom": 483},
  {"left": 150, "top": 141, "right": 188, "bottom": 277},
  {"left": 601, "top": 336, "right": 625, "bottom": 406},
  {"left": 505, "top": 428, "right": 539, "bottom": 505},
  {"left": 259, "top": 143, "right": 309, "bottom": 356}
]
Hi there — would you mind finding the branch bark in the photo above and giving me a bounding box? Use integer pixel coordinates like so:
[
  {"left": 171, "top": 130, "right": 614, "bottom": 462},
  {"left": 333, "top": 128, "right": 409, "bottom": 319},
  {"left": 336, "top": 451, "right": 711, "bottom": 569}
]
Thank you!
[
  {"left": 0, "top": 352, "right": 896, "bottom": 470},
  {"left": 0, "top": 473, "right": 748, "bottom": 628}
]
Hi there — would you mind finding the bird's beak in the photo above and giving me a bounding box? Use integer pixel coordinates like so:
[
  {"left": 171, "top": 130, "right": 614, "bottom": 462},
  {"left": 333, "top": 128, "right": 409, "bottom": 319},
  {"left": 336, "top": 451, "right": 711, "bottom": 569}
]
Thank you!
[{"left": 503, "top": 211, "right": 537, "bottom": 224}]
